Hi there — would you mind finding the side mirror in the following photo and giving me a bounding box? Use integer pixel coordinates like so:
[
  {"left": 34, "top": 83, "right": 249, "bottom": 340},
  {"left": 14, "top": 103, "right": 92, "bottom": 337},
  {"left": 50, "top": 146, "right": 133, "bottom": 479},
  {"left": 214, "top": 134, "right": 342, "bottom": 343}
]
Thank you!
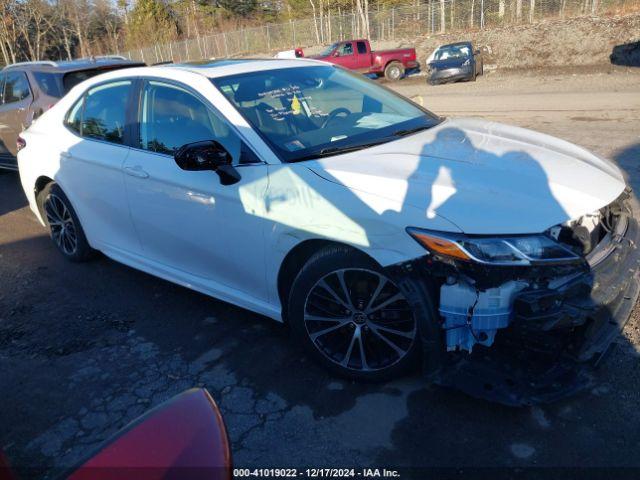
[
  {"left": 333, "top": 51, "right": 340, "bottom": 57},
  {"left": 174, "top": 140, "right": 241, "bottom": 185}
]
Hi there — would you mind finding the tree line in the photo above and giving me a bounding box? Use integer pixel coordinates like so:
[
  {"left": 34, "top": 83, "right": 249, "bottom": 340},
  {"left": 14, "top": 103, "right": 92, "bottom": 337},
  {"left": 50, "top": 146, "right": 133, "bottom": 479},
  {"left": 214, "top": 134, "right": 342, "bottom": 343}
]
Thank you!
[{"left": 0, "top": 0, "right": 418, "bottom": 65}]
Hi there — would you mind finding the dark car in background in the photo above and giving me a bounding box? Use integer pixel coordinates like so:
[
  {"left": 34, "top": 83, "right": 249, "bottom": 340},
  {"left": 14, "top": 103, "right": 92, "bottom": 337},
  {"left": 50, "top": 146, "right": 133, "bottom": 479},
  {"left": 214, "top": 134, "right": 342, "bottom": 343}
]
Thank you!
[
  {"left": 0, "top": 56, "right": 144, "bottom": 171},
  {"left": 427, "top": 42, "right": 483, "bottom": 85}
]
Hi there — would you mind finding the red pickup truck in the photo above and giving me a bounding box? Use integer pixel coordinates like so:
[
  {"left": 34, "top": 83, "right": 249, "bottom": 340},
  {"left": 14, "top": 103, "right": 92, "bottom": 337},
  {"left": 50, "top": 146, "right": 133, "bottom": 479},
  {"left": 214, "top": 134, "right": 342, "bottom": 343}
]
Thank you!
[{"left": 308, "top": 39, "right": 419, "bottom": 81}]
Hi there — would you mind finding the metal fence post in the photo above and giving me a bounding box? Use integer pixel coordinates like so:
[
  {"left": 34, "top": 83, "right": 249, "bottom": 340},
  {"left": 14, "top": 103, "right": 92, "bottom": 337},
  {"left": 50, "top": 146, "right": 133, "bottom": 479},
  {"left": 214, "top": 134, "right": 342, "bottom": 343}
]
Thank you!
[
  {"left": 266, "top": 25, "right": 271, "bottom": 52},
  {"left": 391, "top": 8, "right": 395, "bottom": 40},
  {"left": 291, "top": 20, "right": 296, "bottom": 47}
]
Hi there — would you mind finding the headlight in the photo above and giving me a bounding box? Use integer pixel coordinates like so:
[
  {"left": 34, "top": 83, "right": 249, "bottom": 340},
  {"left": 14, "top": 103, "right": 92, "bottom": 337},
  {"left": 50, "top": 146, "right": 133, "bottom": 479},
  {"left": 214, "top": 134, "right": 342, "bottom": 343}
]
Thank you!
[{"left": 406, "top": 228, "right": 581, "bottom": 266}]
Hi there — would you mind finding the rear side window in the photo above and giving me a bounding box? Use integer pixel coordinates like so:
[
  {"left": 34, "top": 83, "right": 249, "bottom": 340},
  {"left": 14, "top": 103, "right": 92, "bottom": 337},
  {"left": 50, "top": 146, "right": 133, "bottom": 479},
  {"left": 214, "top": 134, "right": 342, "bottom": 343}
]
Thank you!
[
  {"left": 357, "top": 41, "right": 367, "bottom": 54},
  {"left": 64, "top": 80, "right": 132, "bottom": 145},
  {"left": 65, "top": 97, "right": 84, "bottom": 134},
  {"left": 32, "top": 71, "right": 63, "bottom": 98},
  {"left": 3, "top": 72, "right": 31, "bottom": 103}
]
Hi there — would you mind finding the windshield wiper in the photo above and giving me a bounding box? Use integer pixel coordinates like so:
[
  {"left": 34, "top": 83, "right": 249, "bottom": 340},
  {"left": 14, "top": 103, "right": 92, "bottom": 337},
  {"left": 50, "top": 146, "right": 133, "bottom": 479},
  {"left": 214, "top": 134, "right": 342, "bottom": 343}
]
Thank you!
[
  {"left": 288, "top": 124, "right": 435, "bottom": 163},
  {"left": 290, "top": 140, "right": 391, "bottom": 162},
  {"left": 392, "top": 125, "right": 432, "bottom": 137}
]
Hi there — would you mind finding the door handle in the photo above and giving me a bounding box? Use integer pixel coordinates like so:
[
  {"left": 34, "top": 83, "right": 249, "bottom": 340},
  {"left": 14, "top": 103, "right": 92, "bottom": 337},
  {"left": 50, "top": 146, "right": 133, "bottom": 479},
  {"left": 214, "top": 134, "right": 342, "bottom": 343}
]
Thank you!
[
  {"left": 123, "top": 166, "right": 149, "bottom": 179},
  {"left": 60, "top": 151, "right": 72, "bottom": 159}
]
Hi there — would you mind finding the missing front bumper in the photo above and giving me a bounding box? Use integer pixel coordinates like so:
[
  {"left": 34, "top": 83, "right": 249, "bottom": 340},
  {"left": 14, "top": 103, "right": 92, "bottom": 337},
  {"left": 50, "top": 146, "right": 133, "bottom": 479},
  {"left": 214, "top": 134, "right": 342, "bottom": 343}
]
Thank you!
[{"left": 391, "top": 194, "right": 640, "bottom": 406}]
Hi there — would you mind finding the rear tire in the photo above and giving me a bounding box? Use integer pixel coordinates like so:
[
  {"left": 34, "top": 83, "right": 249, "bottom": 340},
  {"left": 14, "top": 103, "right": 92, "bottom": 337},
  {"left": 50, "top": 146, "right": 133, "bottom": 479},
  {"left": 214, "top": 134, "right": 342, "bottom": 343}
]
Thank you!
[
  {"left": 384, "top": 62, "right": 404, "bottom": 81},
  {"left": 37, "top": 183, "right": 95, "bottom": 262},
  {"left": 288, "top": 246, "right": 420, "bottom": 382}
]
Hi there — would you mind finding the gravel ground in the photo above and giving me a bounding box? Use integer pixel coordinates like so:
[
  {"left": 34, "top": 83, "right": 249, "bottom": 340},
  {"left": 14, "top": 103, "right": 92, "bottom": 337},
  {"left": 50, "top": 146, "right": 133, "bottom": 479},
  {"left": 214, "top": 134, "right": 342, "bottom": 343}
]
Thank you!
[{"left": 1, "top": 68, "right": 639, "bottom": 479}]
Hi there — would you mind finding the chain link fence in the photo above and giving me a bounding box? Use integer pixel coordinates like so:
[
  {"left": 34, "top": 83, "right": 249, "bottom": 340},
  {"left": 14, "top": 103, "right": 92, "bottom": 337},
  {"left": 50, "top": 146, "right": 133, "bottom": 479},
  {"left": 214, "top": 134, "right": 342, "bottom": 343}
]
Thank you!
[{"left": 119, "top": 0, "right": 636, "bottom": 64}]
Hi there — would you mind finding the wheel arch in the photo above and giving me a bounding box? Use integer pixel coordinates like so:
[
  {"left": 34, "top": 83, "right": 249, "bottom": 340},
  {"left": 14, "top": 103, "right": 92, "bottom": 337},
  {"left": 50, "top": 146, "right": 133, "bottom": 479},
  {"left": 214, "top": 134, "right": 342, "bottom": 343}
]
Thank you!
[
  {"left": 34, "top": 175, "right": 54, "bottom": 197},
  {"left": 276, "top": 239, "right": 379, "bottom": 322},
  {"left": 33, "top": 175, "right": 55, "bottom": 220},
  {"left": 384, "top": 59, "right": 402, "bottom": 69}
]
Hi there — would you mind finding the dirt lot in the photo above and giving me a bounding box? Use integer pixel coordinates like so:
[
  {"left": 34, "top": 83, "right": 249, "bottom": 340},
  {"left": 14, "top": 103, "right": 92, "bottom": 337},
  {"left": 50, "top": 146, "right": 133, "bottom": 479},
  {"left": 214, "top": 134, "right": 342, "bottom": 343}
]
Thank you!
[{"left": 1, "top": 68, "right": 640, "bottom": 479}]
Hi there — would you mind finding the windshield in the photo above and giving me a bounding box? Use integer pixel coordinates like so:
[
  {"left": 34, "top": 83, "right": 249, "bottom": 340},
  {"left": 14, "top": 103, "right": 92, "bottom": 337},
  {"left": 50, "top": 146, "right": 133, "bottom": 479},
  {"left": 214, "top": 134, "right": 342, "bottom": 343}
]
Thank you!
[
  {"left": 434, "top": 45, "right": 471, "bottom": 61},
  {"left": 319, "top": 42, "right": 339, "bottom": 57},
  {"left": 212, "top": 65, "right": 440, "bottom": 162}
]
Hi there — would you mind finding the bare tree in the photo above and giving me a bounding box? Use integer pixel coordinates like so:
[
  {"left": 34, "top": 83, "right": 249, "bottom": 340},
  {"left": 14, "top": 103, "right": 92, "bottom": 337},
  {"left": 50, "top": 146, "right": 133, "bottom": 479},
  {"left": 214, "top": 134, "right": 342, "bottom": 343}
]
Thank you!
[
  {"left": 516, "top": 0, "right": 523, "bottom": 21},
  {"left": 308, "top": 0, "right": 320, "bottom": 44},
  {"left": 0, "top": 0, "right": 19, "bottom": 64},
  {"left": 14, "top": 0, "right": 57, "bottom": 60}
]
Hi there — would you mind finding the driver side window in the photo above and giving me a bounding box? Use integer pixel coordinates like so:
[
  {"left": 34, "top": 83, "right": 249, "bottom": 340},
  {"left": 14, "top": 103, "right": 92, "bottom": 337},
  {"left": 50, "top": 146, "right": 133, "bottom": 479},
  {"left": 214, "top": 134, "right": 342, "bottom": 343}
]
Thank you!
[
  {"left": 337, "top": 42, "right": 353, "bottom": 56},
  {"left": 139, "top": 81, "right": 241, "bottom": 161}
]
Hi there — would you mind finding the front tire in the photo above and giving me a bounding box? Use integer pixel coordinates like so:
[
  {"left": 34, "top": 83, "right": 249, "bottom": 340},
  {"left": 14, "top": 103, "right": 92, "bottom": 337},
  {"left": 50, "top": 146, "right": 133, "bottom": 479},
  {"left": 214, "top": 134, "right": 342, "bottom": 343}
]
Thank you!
[
  {"left": 37, "top": 183, "right": 95, "bottom": 262},
  {"left": 289, "top": 246, "right": 419, "bottom": 381}
]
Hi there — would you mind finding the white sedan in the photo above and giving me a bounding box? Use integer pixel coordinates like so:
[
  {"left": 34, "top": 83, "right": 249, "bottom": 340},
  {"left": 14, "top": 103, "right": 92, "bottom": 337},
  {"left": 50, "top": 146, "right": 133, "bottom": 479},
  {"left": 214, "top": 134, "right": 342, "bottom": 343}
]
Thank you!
[{"left": 17, "top": 59, "right": 639, "bottom": 402}]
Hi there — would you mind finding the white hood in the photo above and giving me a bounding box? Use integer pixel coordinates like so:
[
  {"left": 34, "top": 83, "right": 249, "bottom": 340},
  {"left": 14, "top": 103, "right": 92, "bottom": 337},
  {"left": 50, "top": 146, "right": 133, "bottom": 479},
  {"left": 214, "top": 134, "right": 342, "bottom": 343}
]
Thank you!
[{"left": 307, "top": 118, "right": 626, "bottom": 234}]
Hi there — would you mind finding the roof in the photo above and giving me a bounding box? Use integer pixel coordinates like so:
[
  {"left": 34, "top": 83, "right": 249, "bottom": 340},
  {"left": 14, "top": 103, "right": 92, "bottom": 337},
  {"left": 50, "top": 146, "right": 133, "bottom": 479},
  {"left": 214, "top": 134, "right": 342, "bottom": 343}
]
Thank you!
[
  {"left": 438, "top": 41, "right": 473, "bottom": 49},
  {"left": 167, "top": 57, "right": 326, "bottom": 78},
  {"left": 2, "top": 57, "right": 144, "bottom": 73}
]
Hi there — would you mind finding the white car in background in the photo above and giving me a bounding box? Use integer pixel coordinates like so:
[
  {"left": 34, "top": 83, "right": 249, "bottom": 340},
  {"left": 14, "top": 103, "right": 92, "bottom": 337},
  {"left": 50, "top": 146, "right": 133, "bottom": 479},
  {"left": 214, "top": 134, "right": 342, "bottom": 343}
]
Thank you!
[{"left": 17, "top": 59, "right": 640, "bottom": 405}]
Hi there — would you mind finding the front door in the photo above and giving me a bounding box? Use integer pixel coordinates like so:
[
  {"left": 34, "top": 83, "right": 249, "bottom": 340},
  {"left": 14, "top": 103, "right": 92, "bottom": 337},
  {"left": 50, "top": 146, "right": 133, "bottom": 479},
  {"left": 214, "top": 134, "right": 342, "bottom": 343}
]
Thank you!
[
  {"left": 0, "top": 71, "right": 32, "bottom": 169},
  {"left": 331, "top": 42, "right": 358, "bottom": 70},
  {"left": 123, "top": 80, "right": 270, "bottom": 301}
]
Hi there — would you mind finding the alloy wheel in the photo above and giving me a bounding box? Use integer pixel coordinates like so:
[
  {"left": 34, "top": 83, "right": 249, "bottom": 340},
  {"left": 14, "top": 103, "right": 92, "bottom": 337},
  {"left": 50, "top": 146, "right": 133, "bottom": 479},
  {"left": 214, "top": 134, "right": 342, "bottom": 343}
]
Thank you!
[
  {"left": 303, "top": 268, "right": 416, "bottom": 372},
  {"left": 44, "top": 193, "right": 78, "bottom": 256},
  {"left": 388, "top": 66, "right": 401, "bottom": 80}
]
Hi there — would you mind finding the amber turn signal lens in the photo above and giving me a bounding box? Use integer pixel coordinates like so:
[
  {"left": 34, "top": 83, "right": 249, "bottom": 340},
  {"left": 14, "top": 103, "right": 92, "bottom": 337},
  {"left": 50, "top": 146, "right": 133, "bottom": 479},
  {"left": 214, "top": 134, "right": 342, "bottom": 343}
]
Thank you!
[{"left": 409, "top": 232, "right": 470, "bottom": 261}]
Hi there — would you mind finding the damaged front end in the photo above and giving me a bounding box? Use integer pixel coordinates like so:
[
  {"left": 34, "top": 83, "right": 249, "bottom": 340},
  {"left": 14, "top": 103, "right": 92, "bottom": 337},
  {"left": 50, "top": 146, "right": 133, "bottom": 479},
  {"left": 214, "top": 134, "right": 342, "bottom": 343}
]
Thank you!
[{"left": 389, "top": 189, "right": 640, "bottom": 406}]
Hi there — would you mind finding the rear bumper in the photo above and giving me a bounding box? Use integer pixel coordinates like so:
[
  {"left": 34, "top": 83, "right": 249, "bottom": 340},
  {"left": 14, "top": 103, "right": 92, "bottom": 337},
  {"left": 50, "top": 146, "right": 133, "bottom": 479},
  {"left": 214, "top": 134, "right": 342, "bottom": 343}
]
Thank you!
[
  {"left": 0, "top": 153, "right": 18, "bottom": 171},
  {"left": 405, "top": 60, "right": 420, "bottom": 70}
]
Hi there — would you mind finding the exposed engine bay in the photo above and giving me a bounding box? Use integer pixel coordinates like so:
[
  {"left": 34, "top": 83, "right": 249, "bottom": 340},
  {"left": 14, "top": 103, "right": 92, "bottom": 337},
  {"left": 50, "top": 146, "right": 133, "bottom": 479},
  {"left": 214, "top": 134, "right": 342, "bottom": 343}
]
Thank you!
[{"left": 389, "top": 190, "right": 640, "bottom": 406}]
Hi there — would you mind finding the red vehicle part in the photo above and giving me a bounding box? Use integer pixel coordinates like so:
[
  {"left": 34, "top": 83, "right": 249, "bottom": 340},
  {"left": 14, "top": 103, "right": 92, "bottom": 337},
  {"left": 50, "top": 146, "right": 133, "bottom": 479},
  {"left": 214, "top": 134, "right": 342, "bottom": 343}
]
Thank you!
[
  {"left": 67, "top": 388, "right": 231, "bottom": 480},
  {"left": 310, "top": 39, "right": 418, "bottom": 80}
]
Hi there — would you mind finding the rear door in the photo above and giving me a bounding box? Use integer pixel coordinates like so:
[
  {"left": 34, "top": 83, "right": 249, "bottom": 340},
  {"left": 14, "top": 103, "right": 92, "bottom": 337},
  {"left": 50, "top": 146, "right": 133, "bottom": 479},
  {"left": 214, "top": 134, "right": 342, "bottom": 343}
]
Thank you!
[
  {"left": 0, "top": 70, "right": 32, "bottom": 167},
  {"left": 57, "top": 79, "right": 140, "bottom": 253}
]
